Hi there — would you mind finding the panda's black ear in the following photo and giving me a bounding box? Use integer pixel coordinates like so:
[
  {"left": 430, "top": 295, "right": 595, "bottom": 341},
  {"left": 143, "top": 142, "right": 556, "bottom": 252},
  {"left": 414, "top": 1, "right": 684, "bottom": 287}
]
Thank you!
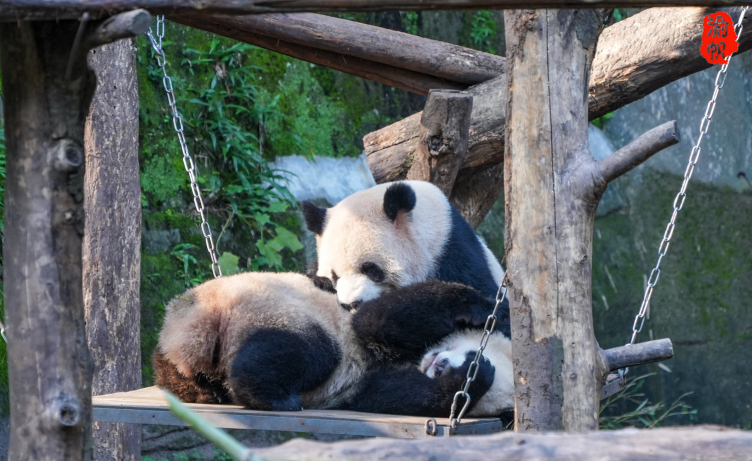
[
  {"left": 302, "top": 201, "right": 327, "bottom": 235},
  {"left": 383, "top": 182, "right": 416, "bottom": 222}
]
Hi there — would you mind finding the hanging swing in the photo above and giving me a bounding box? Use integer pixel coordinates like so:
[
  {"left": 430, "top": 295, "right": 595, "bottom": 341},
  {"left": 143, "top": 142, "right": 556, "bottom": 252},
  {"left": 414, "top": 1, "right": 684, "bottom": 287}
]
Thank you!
[{"left": 92, "top": 9, "right": 748, "bottom": 439}]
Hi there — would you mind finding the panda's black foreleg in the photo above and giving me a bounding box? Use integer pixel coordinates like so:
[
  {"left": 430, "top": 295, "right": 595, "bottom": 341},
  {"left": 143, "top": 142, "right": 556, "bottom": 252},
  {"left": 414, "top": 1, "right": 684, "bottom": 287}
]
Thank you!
[
  {"left": 351, "top": 281, "right": 499, "bottom": 363},
  {"left": 228, "top": 325, "right": 341, "bottom": 411},
  {"left": 343, "top": 352, "right": 495, "bottom": 417}
]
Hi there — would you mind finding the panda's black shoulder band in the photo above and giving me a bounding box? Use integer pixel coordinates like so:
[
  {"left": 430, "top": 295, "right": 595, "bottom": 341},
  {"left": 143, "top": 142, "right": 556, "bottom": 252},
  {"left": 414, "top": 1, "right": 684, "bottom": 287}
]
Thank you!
[{"left": 383, "top": 182, "right": 416, "bottom": 222}]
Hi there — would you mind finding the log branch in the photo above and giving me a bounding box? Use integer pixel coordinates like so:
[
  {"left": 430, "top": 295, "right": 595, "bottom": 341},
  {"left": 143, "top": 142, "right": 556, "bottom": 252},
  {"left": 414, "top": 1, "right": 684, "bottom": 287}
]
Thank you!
[
  {"left": 602, "top": 338, "right": 674, "bottom": 371},
  {"left": 598, "top": 120, "right": 680, "bottom": 184},
  {"left": 82, "top": 9, "right": 151, "bottom": 50},
  {"left": 407, "top": 89, "right": 473, "bottom": 196},
  {"left": 365, "top": 7, "right": 752, "bottom": 185},
  {"left": 169, "top": 13, "right": 464, "bottom": 95},
  {"left": 5, "top": 0, "right": 752, "bottom": 22},
  {"left": 253, "top": 426, "right": 752, "bottom": 460}
]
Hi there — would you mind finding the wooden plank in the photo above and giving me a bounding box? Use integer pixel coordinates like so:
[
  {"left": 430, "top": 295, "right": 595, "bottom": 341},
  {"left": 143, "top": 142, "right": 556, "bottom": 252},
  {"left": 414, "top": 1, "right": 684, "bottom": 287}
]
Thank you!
[
  {"left": 4, "top": 0, "right": 752, "bottom": 22},
  {"left": 93, "top": 387, "right": 503, "bottom": 438}
]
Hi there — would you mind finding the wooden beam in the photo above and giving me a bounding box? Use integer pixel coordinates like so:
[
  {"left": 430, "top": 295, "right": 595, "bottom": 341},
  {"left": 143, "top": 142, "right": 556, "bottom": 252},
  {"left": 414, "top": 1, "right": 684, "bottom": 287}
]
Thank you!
[
  {"left": 407, "top": 89, "right": 473, "bottom": 196},
  {"left": 252, "top": 425, "right": 752, "bottom": 460},
  {"left": 364, "top": 6, "right": 752, "bottom": 184},
  {"left": 172, "top": 12, "right": 504, "bottom": 86},
  {"left": 0, "top": 20, "right": 95, "bottom": 460},
  {"left": 602, "top": 339, "right": 674, "bottom": 371},
  {"left": 4, "top": 0, "right": 752, "bottom": 22},
  {"left": 84, "top": 38, "right": 142, "bottom": 461},
  {"left": 169, "top": 13, "right": 465, "bottom": 95},
  {"left": 504, "top": 8, "right": 608, "bottom": 432}
]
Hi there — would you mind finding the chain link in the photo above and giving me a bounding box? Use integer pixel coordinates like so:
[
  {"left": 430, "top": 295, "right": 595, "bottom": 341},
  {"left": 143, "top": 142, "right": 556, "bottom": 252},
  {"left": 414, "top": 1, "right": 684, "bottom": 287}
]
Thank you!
[
  {"left": 448, "top": 277, "right": 508, "bottom": 429},
  {"left": 147, "top": 16, "right": 222, "bottom": 279},
  {"left": 625, "top": 7, "right": 748, "bottom": 361}
]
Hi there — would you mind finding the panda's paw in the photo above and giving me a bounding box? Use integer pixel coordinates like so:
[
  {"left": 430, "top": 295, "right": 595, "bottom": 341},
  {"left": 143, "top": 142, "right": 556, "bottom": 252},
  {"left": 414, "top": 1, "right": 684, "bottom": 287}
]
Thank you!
[
  {"left": 453, "top": 287, "right": 497, "bottom": 327},
  {"left": 308, "top": 274, "right": 337, "bottom": 294},
  {"left": 270, "top": 394, "right": 304, "bottom": 411},
  {"left": 444, "top": 352, "right": 495, "bottom": 392}
]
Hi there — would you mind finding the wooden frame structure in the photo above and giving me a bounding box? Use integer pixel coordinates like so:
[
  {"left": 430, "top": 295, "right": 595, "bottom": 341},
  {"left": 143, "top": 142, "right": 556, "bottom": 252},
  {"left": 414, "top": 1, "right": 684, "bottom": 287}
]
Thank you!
[{"left": 1, "top": 1, "right": 751, "bottom": 459}]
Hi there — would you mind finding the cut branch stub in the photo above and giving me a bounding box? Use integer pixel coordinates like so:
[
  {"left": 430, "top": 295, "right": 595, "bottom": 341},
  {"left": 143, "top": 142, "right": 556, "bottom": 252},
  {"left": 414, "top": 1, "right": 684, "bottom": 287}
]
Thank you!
[
  {"left": 407, "top": 89, "right": 473, "bottom": 196},
  {"left": 598, "top": 120, "right": 680, "bottom": 185},
  {"left": 602, "top": 338, "right": 674, "bottom": 372},
  {"left": 82, "top": 9, "right": 151, "bottom": 50}
]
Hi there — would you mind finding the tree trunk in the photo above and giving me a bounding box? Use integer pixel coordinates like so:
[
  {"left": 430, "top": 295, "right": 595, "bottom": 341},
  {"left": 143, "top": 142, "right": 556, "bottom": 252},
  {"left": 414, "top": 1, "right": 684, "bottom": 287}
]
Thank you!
[
  {"left": 0, "top": 21, "right": 95, "bottom": 460},
  {"left": 504, "top": 9, "right": 609, "bottom": 432},
  {"left": 84, "top": 38, "right": 142, "bottom": 461}
]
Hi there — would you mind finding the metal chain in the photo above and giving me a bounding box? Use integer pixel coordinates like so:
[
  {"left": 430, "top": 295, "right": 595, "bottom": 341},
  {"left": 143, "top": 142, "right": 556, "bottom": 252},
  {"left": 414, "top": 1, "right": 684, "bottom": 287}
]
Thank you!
[
  {"left": 448, "top": 276, "right": 508, "bottom": 429},
  {"left": 626, "top": 7, "right": 748, "bottom": 361},
  {"left": 146, "top": 16, "right": 222, "bottom": 279}
]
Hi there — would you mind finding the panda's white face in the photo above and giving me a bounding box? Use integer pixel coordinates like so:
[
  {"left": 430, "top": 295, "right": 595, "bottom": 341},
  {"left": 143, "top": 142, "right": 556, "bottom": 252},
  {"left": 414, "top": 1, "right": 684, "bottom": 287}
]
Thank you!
[{"left": 304, "top": 182, "right": 453, "bottom": 310}]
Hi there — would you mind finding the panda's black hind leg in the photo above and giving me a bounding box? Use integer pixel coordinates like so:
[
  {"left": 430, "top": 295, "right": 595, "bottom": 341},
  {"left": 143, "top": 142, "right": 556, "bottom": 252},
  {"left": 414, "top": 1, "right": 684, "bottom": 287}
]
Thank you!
[{"left": 228, "top": 325, "right": 341, "bottom": 411}]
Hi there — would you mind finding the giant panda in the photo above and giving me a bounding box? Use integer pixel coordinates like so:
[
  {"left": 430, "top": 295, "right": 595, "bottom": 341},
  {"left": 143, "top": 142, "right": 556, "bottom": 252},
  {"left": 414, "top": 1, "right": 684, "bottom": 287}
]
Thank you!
[
  {"left": 154, "top": 271, "right": 501, "bottom": 416},
  {"left": 301, "top": 180, "right": 510, "bottom": 337}
]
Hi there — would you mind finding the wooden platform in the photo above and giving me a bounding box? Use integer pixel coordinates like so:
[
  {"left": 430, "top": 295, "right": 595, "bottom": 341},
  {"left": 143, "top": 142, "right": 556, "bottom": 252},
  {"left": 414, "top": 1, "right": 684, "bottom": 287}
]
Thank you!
[{"left": 93, "top": 387, "right": 504, "bottom": 438}]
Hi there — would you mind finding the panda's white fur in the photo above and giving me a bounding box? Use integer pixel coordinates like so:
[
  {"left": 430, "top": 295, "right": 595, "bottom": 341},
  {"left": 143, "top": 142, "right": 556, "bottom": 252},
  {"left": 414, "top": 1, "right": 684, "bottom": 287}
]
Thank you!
[
  {"left": 158, "top": 271, "right": 368, "bottom": 409},
  {"left": 309, "top": 180, "right": 505, "bottom": 307},
  {"left": 420, "top": 330, "right": 514, "bottom": 417}
]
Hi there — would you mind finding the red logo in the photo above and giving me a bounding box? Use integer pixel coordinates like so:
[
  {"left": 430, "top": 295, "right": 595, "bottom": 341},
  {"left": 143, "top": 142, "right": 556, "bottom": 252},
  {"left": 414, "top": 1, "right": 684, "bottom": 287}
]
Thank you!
[{"left": 701, "top": 12, "right": 739, "bottom": 65}]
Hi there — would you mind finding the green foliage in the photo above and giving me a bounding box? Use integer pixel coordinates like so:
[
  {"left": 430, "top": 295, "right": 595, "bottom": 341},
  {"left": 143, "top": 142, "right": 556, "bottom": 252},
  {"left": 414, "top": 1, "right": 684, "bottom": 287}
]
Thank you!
[
  {"left": 600, "top": 375, "right": 697, "bottom": 430},
  {"left": 591, "top": 112, "right": 614, "bottom": 129},
  {"left": 470, "top": 11, "right": 498, "bottom": 54},
  {"left": 401, "top": 11, "right": 420, "bottom": 35},
  {"left": 142, "top": 448, "right": 234, "bottom": 461}
]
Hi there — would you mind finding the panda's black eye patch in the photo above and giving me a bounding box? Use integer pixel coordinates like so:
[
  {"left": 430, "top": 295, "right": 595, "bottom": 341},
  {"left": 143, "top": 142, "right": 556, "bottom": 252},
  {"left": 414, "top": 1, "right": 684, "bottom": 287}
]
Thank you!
[{"left": 360, "top": 262, "right": 385, "bottom": 283}]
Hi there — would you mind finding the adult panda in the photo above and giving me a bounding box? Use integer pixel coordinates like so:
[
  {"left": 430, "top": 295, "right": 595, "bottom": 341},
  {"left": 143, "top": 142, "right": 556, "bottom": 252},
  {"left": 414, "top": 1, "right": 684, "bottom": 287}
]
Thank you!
[
  {"left": 154, "top": 272, "right": 502, "bottom": 416},
  {"left": 302, "top": 180, "right": 510, "bottom": 336}
]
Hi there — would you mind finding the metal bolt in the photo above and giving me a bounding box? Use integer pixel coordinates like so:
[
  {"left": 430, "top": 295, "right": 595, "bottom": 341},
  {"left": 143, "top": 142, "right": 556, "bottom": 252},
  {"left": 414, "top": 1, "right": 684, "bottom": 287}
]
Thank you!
[{"left": 49, "top": 139, "right": 83, "bottom": 171}]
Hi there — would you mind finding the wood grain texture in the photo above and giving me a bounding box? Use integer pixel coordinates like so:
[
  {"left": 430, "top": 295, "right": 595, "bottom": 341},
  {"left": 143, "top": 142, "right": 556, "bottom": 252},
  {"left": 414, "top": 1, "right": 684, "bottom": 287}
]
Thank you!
[
  {"left": 603, "top": 339, "right": 674, "bottom": 371},
  {"left": 4, "top": 0, "right": 752, "bottom": 21},
  {"left": 252, "top": 425, "right": 752, "bottom": 460},
  {"left": 92, "top": 387, "right": 503, "bottom": 438},
  {"left": 407, "top": 89, "right": 473, "bottom": 196},
  {"left": 84, "top": 38, "right": 142, "bottom": 461},
  {"left": 169, "top": 13, "right": 465, "bottom": 95},
  {"left": 504, "top": 9, "right": 611, "bottom": 432},
  {"left": 598, "top": 121, "right": 680, "bottom": 184},
  {"left": 0, "top": 20, "right": 94, "bottom": 460},
  {"left": 365, "top": 7, "right": 752, "bottom": 191}
]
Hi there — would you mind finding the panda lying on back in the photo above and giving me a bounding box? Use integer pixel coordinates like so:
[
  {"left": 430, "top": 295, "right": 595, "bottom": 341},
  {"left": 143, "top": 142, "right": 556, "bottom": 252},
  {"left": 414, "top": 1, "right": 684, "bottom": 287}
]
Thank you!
[
  {"left": 154, "top": 272, "right": 506, "bottom": 415},
  {"left": 155, "top": 181, "right": 514, "bottom": 416}
]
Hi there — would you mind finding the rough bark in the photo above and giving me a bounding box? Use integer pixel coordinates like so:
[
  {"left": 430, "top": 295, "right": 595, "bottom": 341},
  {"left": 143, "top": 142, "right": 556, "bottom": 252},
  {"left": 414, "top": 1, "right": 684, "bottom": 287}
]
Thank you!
[
  {"left": 252, "top": 426, "right": 752, "bottom": 460},
  {"left": 364, "top": 7, "right": 752, "bottom": 204},
  {"left": 449, "top": 162, "right": 504, "bottom": 229},
  {"left": 603, "top": 339, "right": 674, "bottom": 371},
  {"left": 504, "top": 9, "right": 610, "bottom": 432},
  {"left": 172, "top": 12, "right": 504, "bottom": 87},
  {"left": 4, "top": 0, "right": 752, "bottom": 21},
  {"left": 169, "top": 13, "right": 464, "bottom": 95},
  {"left": 0, "top": 20, "right": 95, "bottom": 460},
  {"left": 84, "top": 38, "right": 142, "bottom": 461},
  {"left": 406, "top": 90, "right": 473, "bottom": 196}
]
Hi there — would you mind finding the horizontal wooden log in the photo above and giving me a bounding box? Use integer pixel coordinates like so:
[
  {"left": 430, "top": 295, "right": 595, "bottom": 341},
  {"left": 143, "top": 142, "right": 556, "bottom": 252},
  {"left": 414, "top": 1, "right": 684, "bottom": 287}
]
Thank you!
[
  {"left": 254, "top": 426, "right": 752, "bottom": 460},
  {"left": 4, "top": 0, "right": 752, "bottom": 22},
  {"left": 602, "top": 338, "right": 674, "bottom": 371},
  {"left": 599, "top": 120, "right": 680, "bottom": 184},
  {"left": 169, "top": 13, "right": 464, "bottom": 95},
  {"left": 83, "top": 9, "right": 151, "bottom": 49},
  {"left": 365, "top": 6, "right": 752, "bottom": 184},
  {"left": 174, "top": 12, "right": 504, "bottom": 86}
]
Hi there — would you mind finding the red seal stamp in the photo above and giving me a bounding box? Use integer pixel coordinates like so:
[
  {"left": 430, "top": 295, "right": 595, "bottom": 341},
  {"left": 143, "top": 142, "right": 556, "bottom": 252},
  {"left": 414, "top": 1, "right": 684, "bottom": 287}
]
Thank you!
[{"left": 701, "top": 12, "right": 739, "bottom": 65}]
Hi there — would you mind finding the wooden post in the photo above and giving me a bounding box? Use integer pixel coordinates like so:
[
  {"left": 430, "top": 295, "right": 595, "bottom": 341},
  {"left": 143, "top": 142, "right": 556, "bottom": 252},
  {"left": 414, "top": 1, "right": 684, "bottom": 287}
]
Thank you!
[
  {"left": 84, "top": 38, "right": 142, "bottom": 461},
  {"left": 504, "top": 9, "right": 609, "bottom": 432},
  {"left": 407, "top": 89, "right": 473, "bottom": 196},
  {"left": 0, "top": 20, "right": 95, "bottom": 459}
]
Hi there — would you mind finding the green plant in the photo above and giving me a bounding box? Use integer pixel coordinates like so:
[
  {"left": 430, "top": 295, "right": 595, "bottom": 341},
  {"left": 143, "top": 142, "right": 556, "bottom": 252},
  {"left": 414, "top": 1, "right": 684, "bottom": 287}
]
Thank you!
[
  {"left": 591, "top": 112, "right": 614, "bottom": 129},
  {"left": 471, "top": 11, "right": 498, "bottom": 54},
  {"left": 179, "top": 39, "right": 304, "bottom": 271},
  {"left": 600, "top": 374, "right": 697, "bottom": 429},
  {"left": 401, "top": 11, "right": 419, "bottom": 35}
]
